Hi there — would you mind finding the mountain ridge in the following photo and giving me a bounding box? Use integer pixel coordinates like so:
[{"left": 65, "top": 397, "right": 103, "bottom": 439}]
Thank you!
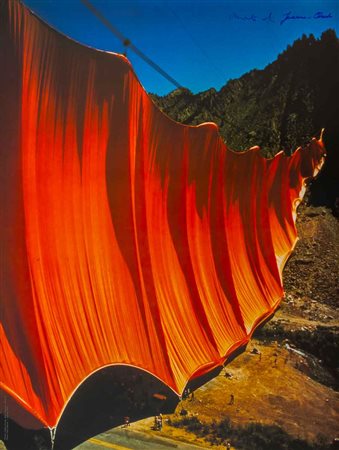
[{"left": 151, "top": 29, "right": 339, "bottom": 207}]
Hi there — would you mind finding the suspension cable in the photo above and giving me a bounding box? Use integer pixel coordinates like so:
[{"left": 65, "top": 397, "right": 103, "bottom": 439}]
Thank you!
[{"left": 80, "top": 0, "right": 183, "bottom": 89}]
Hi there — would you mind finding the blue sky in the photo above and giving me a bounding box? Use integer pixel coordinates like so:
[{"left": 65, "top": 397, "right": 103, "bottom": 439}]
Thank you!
[{"left": 23, "top": 0, "right": 338, "bottom": 95}]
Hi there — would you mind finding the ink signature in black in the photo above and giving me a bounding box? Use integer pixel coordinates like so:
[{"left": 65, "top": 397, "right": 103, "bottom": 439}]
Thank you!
[
  {"left": 280, "top": 11, "right": 333, "bottom": 25},
  {"left": 230, "top": 11, "right": 333, "bottom": 25}
]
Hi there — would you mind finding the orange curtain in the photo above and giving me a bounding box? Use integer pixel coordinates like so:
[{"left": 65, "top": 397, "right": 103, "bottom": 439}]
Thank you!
[{"left": 0, "top": 0, "right": 325, "bottom": 429}]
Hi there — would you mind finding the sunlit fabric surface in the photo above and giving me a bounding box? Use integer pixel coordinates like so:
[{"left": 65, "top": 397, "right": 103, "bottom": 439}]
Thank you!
[{"left": 0, "top": 0, "right": 325, "bottom": 429}]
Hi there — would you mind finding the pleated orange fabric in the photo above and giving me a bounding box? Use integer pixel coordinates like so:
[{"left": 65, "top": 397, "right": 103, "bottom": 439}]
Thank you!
[{"left": 0, "top": 0, "right": 325, "bottom": 429}]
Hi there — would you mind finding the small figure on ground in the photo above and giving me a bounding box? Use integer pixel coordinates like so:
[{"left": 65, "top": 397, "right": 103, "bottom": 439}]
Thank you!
[
  {"left": 228, "top": 393, "right": 234, "bottom": 405},
  {"left": 183, "top": 387, "right": 191, "bottom": 399},
  {"left": 154, "top": 415, "right": 162, "bottom": 430},
  {"left": 123, "top": 416, "right": 130, "bottom": 427}
]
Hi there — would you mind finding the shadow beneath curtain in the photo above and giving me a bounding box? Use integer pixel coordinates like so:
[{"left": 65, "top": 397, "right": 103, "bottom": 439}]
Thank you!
[{"left": 2, "top": 365, "right": 180, "bottom": 450}]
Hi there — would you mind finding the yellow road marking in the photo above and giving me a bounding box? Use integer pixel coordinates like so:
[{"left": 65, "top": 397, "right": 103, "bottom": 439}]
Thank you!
[{"left": 89, "top": 437, "right": 132, "bottom": 449}]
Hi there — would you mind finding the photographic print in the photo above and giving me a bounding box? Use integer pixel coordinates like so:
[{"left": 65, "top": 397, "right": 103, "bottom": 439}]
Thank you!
[{"left": 1, "top": 1, "right": 338, "bottom": 449}]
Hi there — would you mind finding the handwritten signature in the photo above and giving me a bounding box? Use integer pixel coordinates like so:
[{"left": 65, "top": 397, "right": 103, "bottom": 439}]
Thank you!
[{"left": 230, "top": 11, "right": 333, "bottom": 25}]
